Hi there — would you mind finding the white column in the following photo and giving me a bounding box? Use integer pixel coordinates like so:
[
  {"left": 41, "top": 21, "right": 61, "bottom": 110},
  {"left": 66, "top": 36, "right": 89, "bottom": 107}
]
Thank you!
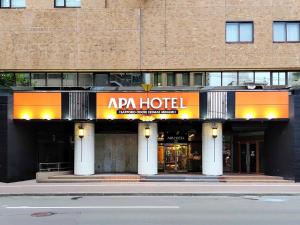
[
  {"left": 138, "top": 122, "right": 158, "bottom": 175},
  {"left": 202, "top": 122, "right": 223, "bottom": 176},
  {"left": 74, "top": 122, "right": 95, "bottom": 176}
]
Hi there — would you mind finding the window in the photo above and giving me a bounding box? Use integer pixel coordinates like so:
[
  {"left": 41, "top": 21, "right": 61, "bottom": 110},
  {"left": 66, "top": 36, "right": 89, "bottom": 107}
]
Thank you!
[
  {"left": 238, "top": 72, "right": 254, "bottom": 85},
  {"left": 55, "top": 0, "right": 80, "bottom": 7},
  {"left": 94, "top": 73, "right": 109, "bottom": 87},
  {"left": 288, "top": 72, "right": 300, "bottom": 86},
  {"left": 272, "top": 72, "right": 286, "bottom": 85},
  {"left": 63, "top": 73, "right": 77, "bottom": 87},
  {"left": 78, "top": 73, "right": 93, "bottom": 87},
  {"left": 15, "top": 73, "right": 30, "bottom": 86},
  {"left": 154, "top": 73, "right": 163, "bottom": 86},
  {"left": 0, "top": 0, "right": 25, "bottom": 8},
  {"left": 31, "top": 73, "right": 46, "bottom": 87},
  {"left": 226, "top": 22, "right": 253, "bottom": 43},
  {"left": 273, "top": 22, "right": 300, "bottom": 42},
  {"left": 182, "top": 73, "right": 190, "bottom": 86},
  {"left": 222, "top": 72, "right": 237, "bottom": 86},
  {"left": 167, "top": 72, "right": 176, "bottom": 86},
  {"left": 255, "top": 72, "right": 271, "bottom": 85},
  {"left": 47, "top": 73, "right": 62, "bottom": 87},
  {"left": 194, "top": 72, "right": 205, "bottom": 86},
  {"left": 206, "top": 72, "right": 221, "bottom": 86}
]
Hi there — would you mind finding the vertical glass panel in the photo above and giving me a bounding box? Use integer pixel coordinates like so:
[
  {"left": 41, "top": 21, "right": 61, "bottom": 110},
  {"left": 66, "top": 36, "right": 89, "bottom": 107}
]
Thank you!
[
  {"left": 222, "top": 72, "right": 237, "bottom": 86},
  {"left": 11, "top": 0, "right": 25, "bottom": 7},
  {"left": 240, "top": 23, "right": 253, "bottom": 42},
  {"left": 182, "top": 73, "right": 190, "bottom": 86},
  {"left": 226, "top": 23, "right": 239, "bottom": 42},
  {"left": 288, "top": 72, "right": 300, "bottom": 86},
  {"left": 287, "top": 23, "right": 300, "bottom": 42},
  {"left": 127, "top": 72, "right": 143, "bottom": 86},
  {"left": 206, "top": 72, "right": 221, "bottom": 86},
  {"left": 15, "top": 73, "right": 30, "bottom": 86},
  {"left": 66, "top": 0, "right": 80, "bottom": 7},
  {"left": 194, "top": 72, "right": 205, "bottom": 86},
  {"left": 47, "top": 73, "right": 62, "bottom": 87},
  {"left": 31, "top": 73, "right": 46, "bottom": 87},
  {"left": 94, "top": 73, "right": 109, "bottom": 86},
  {"left": 63, "top": 73, "right": 77, "bottom": 87},
  {"left": 1, "top": 0, "right": 10, "bottom": 7},
  {"left": 78, "top": 73, "right": 93, "bottom": 86},
  {"left": 0, "top": 73, "right": 15, "bottom": 87},
  {"left": 55, "top": 0, "right": 64, "bottom": 6},
  {"left": 154, "top": 73, "right": 162, "bottom": 86},
  {"left": 255, "top": 72, "right": 270, "bottom": 85},
  {"left": 238, "top": 72, "right": 254, "bottom": 85},
  {"left": 272, "top": 72, "right": 286, "bottom": 85},
  {"left": 167, "top": 72, "right": 176, "bottom": 86},
  {"left": 273, "top": 22, "right": 286, "bottom": 42}
]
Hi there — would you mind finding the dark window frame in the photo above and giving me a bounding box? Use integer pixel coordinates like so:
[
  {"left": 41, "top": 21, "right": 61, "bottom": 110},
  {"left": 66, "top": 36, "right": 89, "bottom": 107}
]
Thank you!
[
  {"left": 0, "top": 0, "right": 26, "bottom": 8},
  {"left": 54, "top": 0, "right": 81, "bottom": 8},
  {"left": 226, "top": 21, "right": 254, "bottom": 44},
  {"left": 273, "top": 21, "right": 300, "bottom": 43}
]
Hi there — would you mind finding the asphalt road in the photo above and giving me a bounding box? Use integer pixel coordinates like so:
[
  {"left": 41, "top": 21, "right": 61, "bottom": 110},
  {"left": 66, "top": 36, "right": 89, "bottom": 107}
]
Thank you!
[{"left": 0, "top": 196, "right": 299, "bottom": 225}]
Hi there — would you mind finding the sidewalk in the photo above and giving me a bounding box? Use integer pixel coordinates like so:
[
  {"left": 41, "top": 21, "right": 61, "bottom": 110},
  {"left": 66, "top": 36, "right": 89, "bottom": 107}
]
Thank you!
[{"left": 1, "top": 180, "right": 300, "bottom": 196}]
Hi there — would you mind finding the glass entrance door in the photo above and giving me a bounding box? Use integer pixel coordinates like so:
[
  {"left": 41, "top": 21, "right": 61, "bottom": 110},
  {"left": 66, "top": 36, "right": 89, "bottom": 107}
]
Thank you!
[
  {"left": 164, "top": 144, "right": 188, "bottom": 172},
  {"left": 238, "top": 141, "right": 262, "bottom": 174}
]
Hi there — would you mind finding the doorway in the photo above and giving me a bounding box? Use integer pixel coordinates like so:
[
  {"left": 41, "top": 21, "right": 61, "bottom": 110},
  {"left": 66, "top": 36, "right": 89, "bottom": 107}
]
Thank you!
[
  {"left": 164, "top": 144, "right": 188, "bottom": 172},
  {"left": 238, "top": 140, "right": 263, "bottom": 174}
]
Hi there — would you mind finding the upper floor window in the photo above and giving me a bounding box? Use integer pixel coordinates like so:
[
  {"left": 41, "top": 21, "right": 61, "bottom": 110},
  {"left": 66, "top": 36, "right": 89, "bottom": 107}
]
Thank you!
[
  {"left": 273, "top": 21, "right": 300, "bottom": 42},
  {"left": 55, "top": 0, "right": 80, "bottom": 8},
  {"left": 0, "top": 0, "right": 25, "bottom": 8},
  {"left": 226, "top": 22, "right": 254, "bottom": 43}
]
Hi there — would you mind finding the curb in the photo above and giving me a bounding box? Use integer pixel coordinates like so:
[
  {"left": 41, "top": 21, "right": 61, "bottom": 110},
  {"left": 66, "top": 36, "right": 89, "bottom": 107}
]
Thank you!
[{"left": 1, "top": 193, "right": 300, "bottom": 197}]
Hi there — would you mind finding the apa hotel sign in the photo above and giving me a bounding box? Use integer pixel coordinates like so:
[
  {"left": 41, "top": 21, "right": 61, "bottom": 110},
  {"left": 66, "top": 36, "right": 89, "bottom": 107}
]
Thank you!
[{"left": 96, "top": 92, "right": 199, "bottom": 120}]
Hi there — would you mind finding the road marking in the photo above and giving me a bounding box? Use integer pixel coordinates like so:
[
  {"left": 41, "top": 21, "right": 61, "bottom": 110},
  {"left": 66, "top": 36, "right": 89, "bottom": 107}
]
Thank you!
[{"left": 6, "top": 206, "right": 180, "bottom": 209}]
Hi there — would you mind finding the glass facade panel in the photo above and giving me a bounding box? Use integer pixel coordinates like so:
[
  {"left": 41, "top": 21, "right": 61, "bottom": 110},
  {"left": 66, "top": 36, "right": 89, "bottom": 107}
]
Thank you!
[
  {"left": 47, "top": 73, "right": 62, "bottom": 87},
  {"left": 1, "top": 0, "right": 10, "bottom": 7},
  {"left": 0, "top": 73, "right": 15, "bottom": 87},
  {"left": 226, "top": 23, "right": 239, "bottom": 42},
  {"left": 194, "top": 72, "right": 205, "bottom": 86},
  {"left": 78, "top": 73, "right": 93, "bottom": 86},
  {"left": 167, "top": 72, "right": 176, "bottom": 86},
  {"left": 273, "top": 22, "right": 286, "bottom": 42},
  {"left": 63, "top": 73, "right": 77, "bottom": 87},
  {"left": 272, "top": 72, "right": 286, "bottom": 85},
  {"left": 288, "top": 72, "right": 300, "bottom": 86},
  {"left": 287, "top": 23, "right": 300, "bottom": 42},
  {"left": 31, "top": 73, "right": 46, "bottom": 87},
  {"left": 66, "top": 0, "right": 80, "bottom": 7},
  {"left": 255, "top": 72, "right": 271, "bottom": 85},
  {"left": 238, "top": 72, "right": 254, "bottom": 85},
  {"left": 55, "top": 0, "right": 64, "bottom": 6},
  {"left": 206, "top": 72, "right": 221, "bottom": 86},
  {"left": 182, "top": 73, "right": 190, "bottom": 86},
  {"left": 94, "top": 73, "right": 109, "bottom": 86},
  {"left": 240, "top": 23, "right": 253, "bottom": 42},
  {"left": 222, "top": 72, "right": 237, "bottom": 86},
  {"left": 154, "top": 73, "right": 163, "bottom": 86},
  {"left": 11, "top": 0, "right": 25, "bottom": 7},
  {"left": 15, "top": 73, "right": 30, "bottom": 86}
]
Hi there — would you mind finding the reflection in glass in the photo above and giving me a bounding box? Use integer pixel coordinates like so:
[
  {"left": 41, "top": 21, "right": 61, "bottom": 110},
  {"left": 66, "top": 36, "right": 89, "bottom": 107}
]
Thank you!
[
  {"left": 226, "top": 23, "right": 239, "bottom": 42},
  {"left": 154, "top": 73, "right": 163, "bottom": 86},
  {"left": 47, "top": 73, "right": 62, "bottom": 87},
  {"left": 31, "top": 73, "right": 46, "bottom": 87},
  {"left": 255, "top": 72, "right": 270, "bottom": 85},
  {"left": 66, "top": 0, "right": 80, "bottom": 7},
  {"left": 287, "top": 23, "right": 300, "bottom": 42},
  {"left": 240, "top": 23, "right": 253, "bottom": 42},
  {"left": 238, "top": 72, "right": 254, "bottom": 85},
  {"left": 288, "top": 72, "right": 300, "bottom": 86},
  {"left": 15, "top": 73, "right": 30, "bottom": 86},
  {"left": 206, "top": 72, "right": 221, "bottom": 86},
  {"left": 11, "top": 0, "right": 25, "bottom": 7},
  {"left": 272, "top": 72, "right": 286, "bottom": 85},
  {"left": 167, "top": 72, "right": 176, "bottom": 86},
  {"left": 63, "top": 73, "right": 77, "bottom": 87},
  {"left": 222, "top": 72, "right": 237, "bottom": 86},
  {"left": 55, "top": 0, "right": 64, "bottom": 6},
  {"left": 194, "top": 72, "right": 205, "bottom": 86},
  {"left": 273, "top": 22, "right": 286, "bottom": 42},
  {"left": 78, "top": 73, "right": 93, "bottom": 86},
  {"left": 182, "top": 73, "right": 190, "bottom": 86},
  {"left": 1, "top": 0, "right": 10, "bottom": 7}
]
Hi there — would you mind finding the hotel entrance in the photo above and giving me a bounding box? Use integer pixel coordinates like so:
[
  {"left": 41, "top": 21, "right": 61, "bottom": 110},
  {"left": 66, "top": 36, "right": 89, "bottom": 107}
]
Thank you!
[{"left": 164, "top": 144, "right": 188, "bottom": 172}]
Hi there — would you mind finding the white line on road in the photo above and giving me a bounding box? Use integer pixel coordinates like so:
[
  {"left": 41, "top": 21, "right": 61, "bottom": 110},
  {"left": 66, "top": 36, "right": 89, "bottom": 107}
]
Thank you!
[{"left": 6, "top": 206, "right": 180, "bottom": 209}]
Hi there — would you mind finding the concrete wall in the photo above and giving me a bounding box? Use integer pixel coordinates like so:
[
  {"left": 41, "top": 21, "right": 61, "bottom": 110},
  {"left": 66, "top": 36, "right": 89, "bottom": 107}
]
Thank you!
[
  {"left": 95, "top": 134, "right": 138, "bottom": 173},
  {"left": 1, "top": 0, "right": 300, "bottom": 71}
]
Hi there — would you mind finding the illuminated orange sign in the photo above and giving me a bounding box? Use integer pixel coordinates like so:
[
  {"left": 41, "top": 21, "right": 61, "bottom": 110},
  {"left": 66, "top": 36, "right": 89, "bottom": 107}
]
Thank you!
[
  {"left": 14, "top": 92, "right": 61, "bottom": 120},
  {"left": 235, "top": 91, "right": 289, "bottom": 119},
  {"left": 96, "top": 92, "right": 200, "bottom": 120}
]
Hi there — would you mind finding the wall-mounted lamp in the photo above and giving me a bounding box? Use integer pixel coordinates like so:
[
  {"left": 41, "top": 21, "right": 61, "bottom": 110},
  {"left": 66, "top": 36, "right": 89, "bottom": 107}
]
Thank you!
[
  {"left": 145, "top": 126, "right": 151, "bottom": 139},
  {"left": 78, "top": 126, "right": 85, "bottom": 139},
  {"left": 212, "top": 124, "right": 218, "bottom": 139}
]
